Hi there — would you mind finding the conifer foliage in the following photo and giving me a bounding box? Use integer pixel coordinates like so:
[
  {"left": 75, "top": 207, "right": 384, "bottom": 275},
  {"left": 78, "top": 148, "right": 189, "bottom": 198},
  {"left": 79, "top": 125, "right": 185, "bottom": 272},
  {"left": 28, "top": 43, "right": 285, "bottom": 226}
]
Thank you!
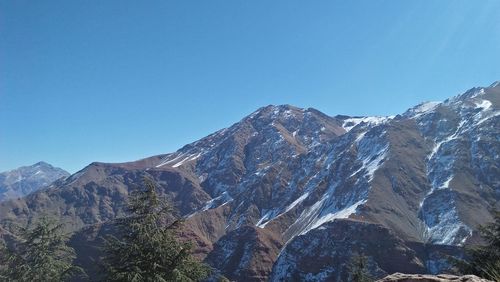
[
  {"left": 349, "top": 253, "right": 373, "bottom": 282},
  {"left": 0, "top": 217, "right": 84, "bottom": 281},
  {"left": 101, "top": 177, "right": 210, "bottom": 281},
  {"left": 457, "top": 211, "right": 500, "bottom": 281}
]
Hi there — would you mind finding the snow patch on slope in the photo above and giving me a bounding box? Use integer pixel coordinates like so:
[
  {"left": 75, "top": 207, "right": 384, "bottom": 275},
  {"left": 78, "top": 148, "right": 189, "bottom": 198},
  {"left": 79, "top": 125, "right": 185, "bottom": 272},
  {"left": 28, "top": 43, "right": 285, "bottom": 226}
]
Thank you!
[
  {"left": 156, "top": 152, "right": 203, "bottom": 168},
  {"left": 353, "top": 131, "right": 389, "bottom": 182},
  {"left": 342, "top": 116, "right": 392, "bottom": 132},
  {"left": 406, "top": 101, "right": 441, "bottom": 118},
  {"left": 172, "top": 153, "right": 202, "bottom": 167},
  {"left": 256, "top": 209, "right": 279, "bottom": 228},
  {"left": 202, "top": 191, "right": 233, "bottom": 211},
  {"left": 301, "top": 199, "right": 366, "bottom": 234},
  {"left": 472, "top": 98, "right": 499, "bottom": 126},
  {"left": 474, "top": 99, "right": 492, "bottom": 110},
  {"left": 420, "top": 191, "right": 472, "bottom": 245},
  {"left": 256, "top": 192, "right": 312, "bottom": 228}
]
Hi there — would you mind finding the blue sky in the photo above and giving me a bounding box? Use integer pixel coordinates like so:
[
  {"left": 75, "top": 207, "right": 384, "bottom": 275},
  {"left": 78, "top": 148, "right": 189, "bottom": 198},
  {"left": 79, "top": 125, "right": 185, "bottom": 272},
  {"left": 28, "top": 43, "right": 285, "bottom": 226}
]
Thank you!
[{"left": 1, "top": 1, "right": 499, "bottom": 173}]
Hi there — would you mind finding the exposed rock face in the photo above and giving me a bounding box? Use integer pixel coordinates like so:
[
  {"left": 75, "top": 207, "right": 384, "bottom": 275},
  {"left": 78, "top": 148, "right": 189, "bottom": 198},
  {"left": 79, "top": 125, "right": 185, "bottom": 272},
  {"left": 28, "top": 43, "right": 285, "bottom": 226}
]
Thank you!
[
  {"left": 269, "top": 220, "right": 465, "bottom": 281},
  {"left": 0, "top": 82, "right": 499, "bottom": 281},
  {"left": 206, "top": 226, "right": 283, "bottom": 282},
  {"left": 377, "top": 273, "right": 492, "bottom": 282},
  {"left": 0, "top": 161, "right": 69, "bottom": 202}
]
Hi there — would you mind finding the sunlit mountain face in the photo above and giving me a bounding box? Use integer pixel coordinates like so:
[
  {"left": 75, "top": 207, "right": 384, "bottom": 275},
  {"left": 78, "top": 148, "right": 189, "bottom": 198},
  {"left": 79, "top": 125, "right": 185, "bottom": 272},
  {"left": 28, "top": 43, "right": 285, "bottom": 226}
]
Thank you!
[{"left": 0, "top": 82, "right": 498, "bottom": 281}]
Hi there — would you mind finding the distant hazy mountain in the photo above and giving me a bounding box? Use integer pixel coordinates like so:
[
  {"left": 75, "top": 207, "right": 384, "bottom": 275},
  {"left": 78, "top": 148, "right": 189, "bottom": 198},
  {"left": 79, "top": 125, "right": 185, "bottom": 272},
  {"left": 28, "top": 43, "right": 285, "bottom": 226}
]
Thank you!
[
  {"left": 0, "top": 82, "right": 498, "bottom": 281},
  {"left": 0, "top": 162, "right": 69, "bottom": 201}
]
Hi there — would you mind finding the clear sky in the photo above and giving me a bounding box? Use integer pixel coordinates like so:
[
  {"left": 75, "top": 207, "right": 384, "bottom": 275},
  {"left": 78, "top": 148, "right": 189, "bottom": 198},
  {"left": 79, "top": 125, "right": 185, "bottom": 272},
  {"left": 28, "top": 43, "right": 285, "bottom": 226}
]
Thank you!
[{"left": 1, "top": 1, "right": 499, "bottom": 173}]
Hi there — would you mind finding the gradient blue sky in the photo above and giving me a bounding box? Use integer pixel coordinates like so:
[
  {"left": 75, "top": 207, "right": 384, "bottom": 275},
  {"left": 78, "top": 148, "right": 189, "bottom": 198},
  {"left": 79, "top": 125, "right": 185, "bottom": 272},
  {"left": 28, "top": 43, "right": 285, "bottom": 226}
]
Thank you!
[{"left": 1, "top": 1, "right": 499, "bottom": 173}]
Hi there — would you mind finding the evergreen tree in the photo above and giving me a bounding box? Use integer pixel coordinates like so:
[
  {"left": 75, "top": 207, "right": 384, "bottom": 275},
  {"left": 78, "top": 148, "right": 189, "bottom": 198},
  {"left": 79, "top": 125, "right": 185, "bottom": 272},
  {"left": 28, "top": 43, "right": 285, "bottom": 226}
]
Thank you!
[
  {"left": 101, "top": 177, "right": 210, "bottom": 282},
  {"left": 455, "top": 211, "right": 500, "bottom": 281},
  {"left": 349, "top": 253, "right": 373, "bottom": 282},
  {"left": 0, "top": 217, "right": 84, "bottom": 281}
]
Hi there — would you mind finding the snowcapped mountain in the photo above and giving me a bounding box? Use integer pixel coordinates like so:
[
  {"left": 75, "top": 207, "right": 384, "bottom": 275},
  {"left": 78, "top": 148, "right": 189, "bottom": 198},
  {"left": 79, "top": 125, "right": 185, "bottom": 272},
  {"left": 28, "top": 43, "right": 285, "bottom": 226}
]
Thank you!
[
  {"left": 0, "top": 162, "right": 69, "bottom": 202},
  {"left": 0, "top": 82, "right": 498, "bottom": 281}
]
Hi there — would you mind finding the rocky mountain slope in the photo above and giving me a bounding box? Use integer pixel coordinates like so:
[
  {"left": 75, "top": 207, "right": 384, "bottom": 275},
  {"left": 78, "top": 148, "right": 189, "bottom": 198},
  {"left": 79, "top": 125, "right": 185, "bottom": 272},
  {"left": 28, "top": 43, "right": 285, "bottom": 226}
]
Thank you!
[
  {"left": 0, "top": 82, "right": 498, "bottom": 281},
  {"left": 0, "top": 161, "right": 69, "bottom": 202}
]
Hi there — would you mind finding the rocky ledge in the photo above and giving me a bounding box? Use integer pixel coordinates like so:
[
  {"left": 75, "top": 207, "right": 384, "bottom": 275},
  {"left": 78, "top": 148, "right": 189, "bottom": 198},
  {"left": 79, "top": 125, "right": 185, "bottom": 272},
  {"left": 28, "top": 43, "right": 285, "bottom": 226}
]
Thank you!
[{"left": 377, "top": 273, "right": 493, "bottom": 282}]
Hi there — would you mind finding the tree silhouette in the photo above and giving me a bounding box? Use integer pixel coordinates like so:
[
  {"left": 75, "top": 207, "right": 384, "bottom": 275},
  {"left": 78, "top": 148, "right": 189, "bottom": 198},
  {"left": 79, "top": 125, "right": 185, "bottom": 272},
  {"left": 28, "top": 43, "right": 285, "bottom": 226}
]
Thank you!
[
  {"left": 455, "top": 211, "right": 500, "bottom": 281},
  {"left": 101, "top": 177, "right": 210, "bottom": 281},
  {"left": 349, "top": 253, "right": 373, "bottom": 282},
  {"left": 0, "top": 217, "right": 84, "bottom": 281}
]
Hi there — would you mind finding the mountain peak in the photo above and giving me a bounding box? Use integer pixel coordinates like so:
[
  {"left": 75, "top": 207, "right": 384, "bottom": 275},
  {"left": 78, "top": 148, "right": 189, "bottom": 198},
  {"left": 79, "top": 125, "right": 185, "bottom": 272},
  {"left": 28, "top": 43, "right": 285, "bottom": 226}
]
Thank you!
[
  {"left": 0, "top": 162, "right": 70, "bottom": 202},
  {"left": 447, "top": 80, "right": 500, "bottom": 103},
  {"left": 403, "top": 101, "right": 441, "bottom": 118},
  {"left": 33, "top": 161, "right": 52, "bottom": 168},
  {"left": 246, "top": 104, "right": 304, "bottom": 120}
]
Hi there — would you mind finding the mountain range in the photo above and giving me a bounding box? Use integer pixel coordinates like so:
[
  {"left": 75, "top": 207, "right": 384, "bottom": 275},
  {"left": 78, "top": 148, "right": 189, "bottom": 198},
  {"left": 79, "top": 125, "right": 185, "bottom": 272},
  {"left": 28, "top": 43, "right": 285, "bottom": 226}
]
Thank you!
[
  {"left": 0, "top": 161, "right": 69, "bottom": 202},
  {"left": 0, "top": 82, "right": 499, "bottom": 281}
]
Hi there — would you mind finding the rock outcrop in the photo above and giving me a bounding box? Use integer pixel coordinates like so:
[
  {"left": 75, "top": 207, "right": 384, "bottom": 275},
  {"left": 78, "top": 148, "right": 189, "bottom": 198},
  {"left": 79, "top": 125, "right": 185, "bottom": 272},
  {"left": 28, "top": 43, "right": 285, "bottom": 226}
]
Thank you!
[{"left": 377, "top": 273, "right": 493, "bottom": 282}]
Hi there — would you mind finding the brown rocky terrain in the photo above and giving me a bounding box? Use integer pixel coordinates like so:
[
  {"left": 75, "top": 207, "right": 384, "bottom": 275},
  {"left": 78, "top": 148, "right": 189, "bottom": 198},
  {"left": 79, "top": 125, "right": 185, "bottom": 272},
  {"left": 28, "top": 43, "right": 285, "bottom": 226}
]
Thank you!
[{"left": 0, "top": 82, "right": 498, "bottom": 281}]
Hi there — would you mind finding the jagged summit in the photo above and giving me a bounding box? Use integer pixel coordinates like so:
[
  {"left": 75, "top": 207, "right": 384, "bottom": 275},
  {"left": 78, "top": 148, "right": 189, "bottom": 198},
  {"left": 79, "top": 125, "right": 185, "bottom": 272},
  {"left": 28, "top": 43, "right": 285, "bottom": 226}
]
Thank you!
[
  {"left": 0, "top": 162, "right": 69, "bottom": 201},
  {"left": 244, "top": 104, "right": 333, "bottom": 124}
]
